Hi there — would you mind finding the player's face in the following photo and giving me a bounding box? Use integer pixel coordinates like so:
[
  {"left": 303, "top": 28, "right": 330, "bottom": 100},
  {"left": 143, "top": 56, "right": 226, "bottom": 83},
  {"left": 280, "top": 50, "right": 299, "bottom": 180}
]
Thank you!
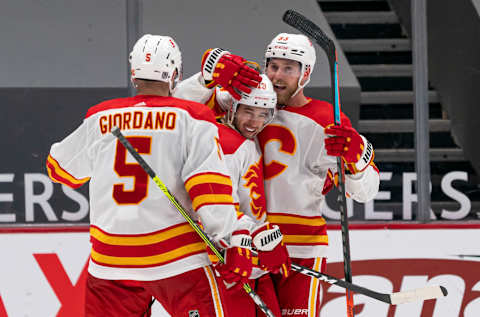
[
  {"left": 265, "top": 58, "right": 301, "bottom": 106},
  {"left": 234, "top": 104, "right": 270, "bottom": 139}
]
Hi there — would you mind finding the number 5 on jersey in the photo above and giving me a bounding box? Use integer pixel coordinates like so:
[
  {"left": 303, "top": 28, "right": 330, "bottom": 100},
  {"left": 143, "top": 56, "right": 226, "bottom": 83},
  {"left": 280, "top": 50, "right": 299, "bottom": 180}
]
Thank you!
[{"left": 113, "top": 136, "right": 151, "bottom": 204}]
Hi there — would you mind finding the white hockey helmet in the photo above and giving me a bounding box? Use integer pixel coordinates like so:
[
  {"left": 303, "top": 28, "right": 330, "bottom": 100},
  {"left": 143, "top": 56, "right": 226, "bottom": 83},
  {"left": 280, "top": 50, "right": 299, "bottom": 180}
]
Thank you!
[
  {"left": 227, "top": 74, "right": 277, "bottom": 136},
  {"left": 265, "top": 33, "right": 316, "bottom": 97},
  {"left": 129, "top": 34, "right": 183, "bottom": 93}
]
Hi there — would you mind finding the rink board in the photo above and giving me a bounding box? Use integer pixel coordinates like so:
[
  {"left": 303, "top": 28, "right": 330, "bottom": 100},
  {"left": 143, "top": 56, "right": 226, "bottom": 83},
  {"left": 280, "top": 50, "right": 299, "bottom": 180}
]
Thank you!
[{"left": 0, "top": 223, "right": 479, "bottom": 317}]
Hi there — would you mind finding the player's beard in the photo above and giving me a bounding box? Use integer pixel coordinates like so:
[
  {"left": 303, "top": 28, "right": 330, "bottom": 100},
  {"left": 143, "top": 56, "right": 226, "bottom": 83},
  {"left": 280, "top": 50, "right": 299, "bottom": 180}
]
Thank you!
[{"left": 274, "top": 83, "right": 297, "bottom": 107}]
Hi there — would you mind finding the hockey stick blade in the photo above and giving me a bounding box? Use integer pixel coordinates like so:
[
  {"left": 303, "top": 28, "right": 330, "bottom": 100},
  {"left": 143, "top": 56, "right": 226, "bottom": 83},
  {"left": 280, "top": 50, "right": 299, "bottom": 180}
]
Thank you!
[
  {"left": 291, "top": 263, "right": 448, "bottom": 305},
  {"left": 390, "top": 285, "right": 448, "bottom": 305}
]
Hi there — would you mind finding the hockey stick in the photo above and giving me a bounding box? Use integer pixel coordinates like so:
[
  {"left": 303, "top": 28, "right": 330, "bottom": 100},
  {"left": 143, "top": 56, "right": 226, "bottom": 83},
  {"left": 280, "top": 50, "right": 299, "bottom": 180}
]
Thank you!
[
  {"left": 283, "top": 9, "right": 355, "bottom": 316},
  {"left": 111, "top": 127, "right": 275, "bottom": 317},
  {"left": 111, "top": 127, "right": 448, "bottom": 309},
  {"left": 291, "top": 263, "right": 448, "bottom": 305}
]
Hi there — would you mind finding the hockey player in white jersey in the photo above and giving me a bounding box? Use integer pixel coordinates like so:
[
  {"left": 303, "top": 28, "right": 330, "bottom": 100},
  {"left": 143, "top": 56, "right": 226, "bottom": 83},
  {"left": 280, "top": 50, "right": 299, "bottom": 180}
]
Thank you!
[
  {"left": 176, "top": 55, "right": 291, "bottom": 316},
  {"left": 46, "top": 34, "right": 264, "bottom": 317},
  {"left": 257, "top": 33, "right": 380, "bottom": 316}
]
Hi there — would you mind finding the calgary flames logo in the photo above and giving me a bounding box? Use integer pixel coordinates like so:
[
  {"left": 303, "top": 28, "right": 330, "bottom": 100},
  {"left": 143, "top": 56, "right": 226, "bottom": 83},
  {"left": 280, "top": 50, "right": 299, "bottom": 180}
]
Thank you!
[{"left": 242, "top": 156, "right": 267, "bottom": 220}]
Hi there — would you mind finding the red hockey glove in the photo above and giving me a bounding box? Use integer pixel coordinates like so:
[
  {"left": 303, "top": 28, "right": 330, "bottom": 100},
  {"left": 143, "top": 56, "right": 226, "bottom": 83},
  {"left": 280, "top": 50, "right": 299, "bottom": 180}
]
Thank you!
[
  {"left": 251, "top": 223, "right": 291, "bottom": 277},
  {"left": 324, "top": 124, "right": 374, "bottom": 174},
  {"left": 322, "top": 169, "right": 339, "bottom": 195},
  {"left": 214, "top": 230, "right": 253, "bottom": 286},
  {"left": 201, "top": 48, "right": 262, "bottom": 100}
]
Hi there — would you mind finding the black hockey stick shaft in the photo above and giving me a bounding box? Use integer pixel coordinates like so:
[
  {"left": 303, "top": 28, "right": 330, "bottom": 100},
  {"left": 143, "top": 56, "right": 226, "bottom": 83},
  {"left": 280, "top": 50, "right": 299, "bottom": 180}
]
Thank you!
[
  {"left": 331, "top": 49, "right": 356, "bottom": 317},
  {"left": 292, "top": 263, "right": 388, "bottom": 303},
  {"left": 283, "top": 9, "right": 355, "bottom": 316},
  {"left": 111, "top": 127, "right": 275, "bottom": 317}
]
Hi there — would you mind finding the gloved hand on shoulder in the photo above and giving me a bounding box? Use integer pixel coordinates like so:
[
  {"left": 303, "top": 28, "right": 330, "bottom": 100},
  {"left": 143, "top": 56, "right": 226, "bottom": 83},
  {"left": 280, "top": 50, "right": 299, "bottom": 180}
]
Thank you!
[{"left": 201, "top": 48, "right": 262, "bottom": 100}]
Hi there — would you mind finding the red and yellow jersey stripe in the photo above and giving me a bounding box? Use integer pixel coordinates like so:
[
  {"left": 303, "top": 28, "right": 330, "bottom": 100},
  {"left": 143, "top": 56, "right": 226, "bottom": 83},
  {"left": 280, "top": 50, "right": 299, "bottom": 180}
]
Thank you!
[
  {"left": 46, "top": 154, "right": 90, "bottom": 188},
  {"left": 267, "top": 213, "right": 328, "bottom": 246},
  {"left": 370, "top": 161, "right": 380, "bottom": 173},
  {"left": 90, "top": 223, "right": 206, "bottom": 268},
  {"left": 205, "top": 89, "right": 227, "bottom": 120},
  {"left": 184, "top": 172, "right": 234, "bottom": 211}
]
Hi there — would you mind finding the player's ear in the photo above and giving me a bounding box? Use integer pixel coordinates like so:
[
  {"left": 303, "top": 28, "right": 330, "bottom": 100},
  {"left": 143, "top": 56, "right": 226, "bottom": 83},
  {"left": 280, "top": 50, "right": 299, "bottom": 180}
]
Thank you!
[{"left": 300, "top": 66, "right": 311, "bottom": 86}]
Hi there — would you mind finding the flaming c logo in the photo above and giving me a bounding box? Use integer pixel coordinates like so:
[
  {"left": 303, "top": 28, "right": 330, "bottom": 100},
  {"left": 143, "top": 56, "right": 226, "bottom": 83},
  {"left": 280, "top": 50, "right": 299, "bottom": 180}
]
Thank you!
[{"left": 242, "top": 156, "right": 267, "bottom": 220}]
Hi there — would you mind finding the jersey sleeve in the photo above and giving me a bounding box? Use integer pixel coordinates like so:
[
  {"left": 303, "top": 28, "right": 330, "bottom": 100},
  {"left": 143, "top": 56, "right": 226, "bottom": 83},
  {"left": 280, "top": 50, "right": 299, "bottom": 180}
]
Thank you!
[
  {"left": 224, "top": 152, "right": 242, "bottom": 213},
  {"left": 335, "top": 114, "right": 379, "bottom": 201},
  {"left": 308, "top": 113, "right": 379, "bottom": 203},
  {"left": 345, "top": 161, "right": 380, "bottom": 202},
  {"left": 174, "top": 72, "right": 214, "bottom": 105},
  {"left": 46, "top": 121, "right": 92, "bottom": 188},
  {"left": 181, "top": 118, "right": 240, "bottom": 242},
  {"left": 223, "top": 141, "right": 264, "bottom": 231},
  {"left": 340, "top": 118, "right": 379, "bottom": 201},
  {"left": 208, "top": 88, "right": 230, "bottom": 118},
  {"left": 174, "top": 72, "right": 229, "bottom": 119}
]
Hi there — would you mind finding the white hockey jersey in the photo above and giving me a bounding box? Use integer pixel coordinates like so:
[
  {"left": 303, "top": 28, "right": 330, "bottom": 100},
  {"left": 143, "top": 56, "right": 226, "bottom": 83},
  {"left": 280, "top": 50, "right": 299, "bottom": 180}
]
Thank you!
[
  {"left": 175, "top": 72, "right": 228, "bottom": 120},
  {"left": 216, "top": 123, "right": 267, "bottom": 224},
  {"left": 46, "top": 95, "right": 241, "bottom": 281},
  {"left": 257, "top": 98, "right": 380, "bottom": 258},
  {"left": 176, "top": 73, "right": 267, "bottom": 225},
  {"left": 176, "top": 74, "right": 271, "bottom": 280}
]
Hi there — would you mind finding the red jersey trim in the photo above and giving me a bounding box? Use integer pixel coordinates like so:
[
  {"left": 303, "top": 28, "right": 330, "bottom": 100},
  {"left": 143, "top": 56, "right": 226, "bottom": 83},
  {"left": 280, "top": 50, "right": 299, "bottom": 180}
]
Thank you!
[
  {"left": 282, "top": 98, "right": 352, "bottom": 128},
  {"left": 90, "top": 243, "right": 206, "bottom": 268},
  {"left": 216, "top": 122, "right": 247, "bottom": 155},
  {"left": 184, "top": 172, "right": 232, "bottom": 190},
  {"left": 267, "top": 213, "right": 328, "bottom": 246},
  {"left": 85, "top": 95, "right": 216, "bottom": 124},
  {"left": 89, "top": 223, "right": 206, "bottom": 268},
  {"left": 206, "top": 89, "right": 227, "bottom": 119},
  {"left": 184, "top": 172, "right": 234, "bottom": 211},
  {"left": 46, "top": 154, "right": 90, "bottom": 188}
]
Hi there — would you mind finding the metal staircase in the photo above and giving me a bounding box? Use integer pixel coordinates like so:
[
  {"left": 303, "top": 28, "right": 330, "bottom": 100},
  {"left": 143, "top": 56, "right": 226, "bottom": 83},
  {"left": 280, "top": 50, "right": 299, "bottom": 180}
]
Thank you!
[{"left": 318, "top": 0, "right": 479, "bottom": 219}]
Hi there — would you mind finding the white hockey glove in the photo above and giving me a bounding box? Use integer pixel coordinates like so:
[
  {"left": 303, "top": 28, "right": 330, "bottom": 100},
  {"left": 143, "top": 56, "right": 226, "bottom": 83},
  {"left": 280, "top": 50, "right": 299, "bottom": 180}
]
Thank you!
[{"left": 251, "top": 223, "right": 291, "bottom": 277}]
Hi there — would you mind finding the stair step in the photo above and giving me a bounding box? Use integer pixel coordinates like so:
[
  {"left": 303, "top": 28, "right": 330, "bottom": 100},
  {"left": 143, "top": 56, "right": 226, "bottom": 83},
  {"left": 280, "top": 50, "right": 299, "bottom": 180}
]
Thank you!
[
  {"left": 318, "top": 0, "right": 384, "bottom": 1},
  {"left": 361, "top": 91, "right": 439, "bottom": 104},
  {"left": 331, "top": 23, "right": 405, "bottom": 39},
  {"left": 325, "top": 11, "right": 398, "bottom": 24},
  {"left": 363, "top": 131, "right": 457, "bottom": 149},
  {"left": 358, "top": 119, "right": 451, "bottom": 133},
  {"left": 359, "top": 77, "right": 413, "bottom": 91},
  {"left": 375, "top": 148, "right": 464, "bottom": 162},
  {"left": 318, "top": 0, "right": 390, "bottom": 12},
  {"left": 360, "top": 104, "right": 444, "bottom": 120},
  {"left": 346, "top": 52, "right": 412, "bottom": 64},
  {"left": 339, "top": 39, "right": 411, "bottom": 52},
  {"left": 352, "top": 64, "right": 412, "bottom": 77}
]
